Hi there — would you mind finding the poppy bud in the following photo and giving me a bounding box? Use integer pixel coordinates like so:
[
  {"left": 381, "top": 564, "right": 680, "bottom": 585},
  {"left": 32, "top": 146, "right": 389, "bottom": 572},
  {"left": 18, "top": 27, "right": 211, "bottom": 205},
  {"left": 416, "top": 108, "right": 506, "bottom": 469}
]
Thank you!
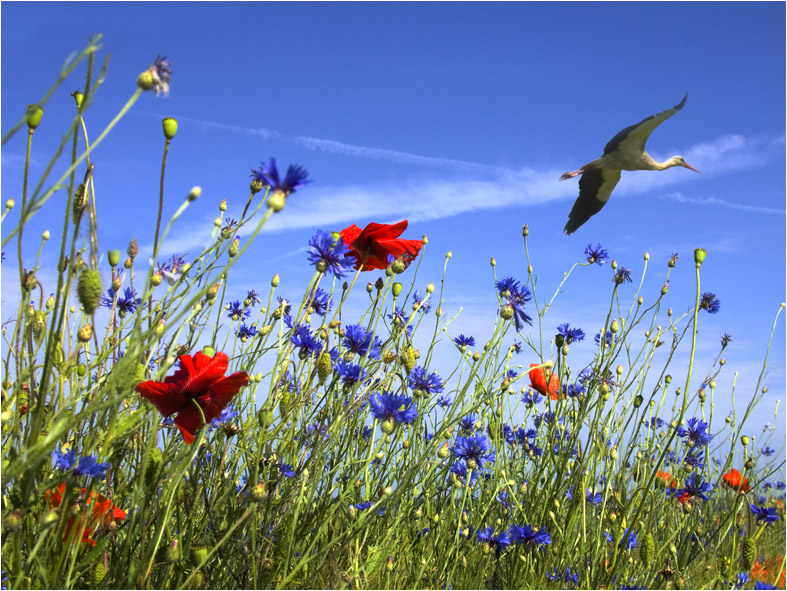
[
  {"left": 693, "top": 248, "right": 706, "bottom": 266},
  {"left": 638, "top": 296, "right": 644, "bottom": 305},
  {"left": 740, "top": 435, "right": 749, "bottom": 447},
  {"left": 610, "top": 319, "right": 619, "bottom": 334},
  {"left": 437, "top": 442, "right": 450, "bottom": 459},
  {"left": 640, "top": 532, "right": 655, "bottom": 567},
  {"left": 162, "top": 117, "right": 178, "bottom": 140},
  {"left": 26, "top": 105, "right": 43, "bottom": 129},
  {"left": 490, "top": 257, "right": 496, "bottom": 267},
  {"left": 665, "top": 375, "right": 672, "bottom": 384},
  {"left": 473, "top": 352, "right": 480, "bottom": 362},
  {"left": 366, "top": 282, "right": 373, "bottom": 293},
  {"left": 742, "top": 538, "right": 756, "bottom": 571},
  {"left": 91, "top": 564, "right": 106, "bottom": 588},
  {"left": 317, "top": 351, "right": 332, "bottom": 384},
  {"left": 634, "top": 395, "right": 643, "bottom": 408},
  {"left": 257, "top": 408, "right": 273, "bottom": 428},
  {"left": 77, "top": 269, "right": 102, "bottom": 315}
]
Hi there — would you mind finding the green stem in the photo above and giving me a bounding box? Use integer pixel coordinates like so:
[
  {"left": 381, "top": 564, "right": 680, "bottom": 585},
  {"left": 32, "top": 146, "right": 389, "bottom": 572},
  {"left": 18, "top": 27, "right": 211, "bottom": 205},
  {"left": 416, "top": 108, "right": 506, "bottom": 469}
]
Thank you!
[{"left": 153, "top": 138, "right": 171, "bottom": 258}]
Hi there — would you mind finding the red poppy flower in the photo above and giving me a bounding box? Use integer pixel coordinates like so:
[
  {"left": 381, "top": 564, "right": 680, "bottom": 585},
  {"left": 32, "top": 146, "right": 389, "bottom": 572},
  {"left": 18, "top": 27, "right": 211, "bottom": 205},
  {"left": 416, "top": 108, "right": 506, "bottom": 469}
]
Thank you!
[
  {"left": 528, "top": 363, "right": 560, "bottom": 400},
  {"left": 47, "top": 483, "right": 126, "bottom": 546},
  {"left": 339, "top": 220, "right": 423, "bottom": 271},
  {"left": 655, "top": 471, "right": 676, "bottom": 488},
  {"left": 135, "top": 351, "right": 248, "bottom": 444},
  {"left": 722, "top": 468, "right": 750, "bottom": 493}
]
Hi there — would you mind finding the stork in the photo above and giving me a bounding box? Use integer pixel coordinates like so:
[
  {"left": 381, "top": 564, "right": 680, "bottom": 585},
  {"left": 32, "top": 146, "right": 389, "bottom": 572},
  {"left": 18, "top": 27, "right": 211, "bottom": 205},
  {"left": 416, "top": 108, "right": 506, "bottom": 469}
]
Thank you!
[{"left": 561, "top": 94, "right": 701, "bottom": 235}]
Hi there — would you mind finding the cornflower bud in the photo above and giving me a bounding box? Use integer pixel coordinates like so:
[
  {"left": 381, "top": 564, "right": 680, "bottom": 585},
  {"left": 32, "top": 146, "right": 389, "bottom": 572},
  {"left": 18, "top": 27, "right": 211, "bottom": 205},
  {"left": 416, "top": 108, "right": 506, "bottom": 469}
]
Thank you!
[
  {"left": 229, "top": 238, "right": 240, "bottom": 257},
  {"left": 78, "top": 324, "right": 93, "bottom": 343},
  {"left": 610, "top": 319, "right": 619, "bottom": 333},
  {"left": 127, "top": 237, "right": 139, "bottom": 259},
  {"left": 151, "top": 273, "right": 162, "bottom": 287},
  {"left": 5, "top": 199, "right": 14, "bottom": 210},
  {"left": 271, "top": 274, "right": 280, "bottom": 287}
]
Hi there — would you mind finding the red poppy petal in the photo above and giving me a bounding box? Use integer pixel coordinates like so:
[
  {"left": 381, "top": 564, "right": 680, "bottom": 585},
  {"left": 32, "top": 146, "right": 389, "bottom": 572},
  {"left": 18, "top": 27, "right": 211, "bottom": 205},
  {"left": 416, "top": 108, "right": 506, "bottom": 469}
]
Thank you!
[
  {"left": 174, "top": 405, "right": 202, "bottom": 444},
  {"left": 112, "top": 506, "right": 126, "bottom": 521},
  {"left": 136, "top": 380, "right": 187, "bottom": 416},
  {"left": 208, "top": 372, "right": 249, "bottom": 407},
  {"left": 371, "top": 237, "right": 422, "bottom": 261},
  {"left": 339, "top": 224, "right": 363, "bottom": 247},
  {"left": 363, "top": 220, "right": 408, "bottom": 242}
]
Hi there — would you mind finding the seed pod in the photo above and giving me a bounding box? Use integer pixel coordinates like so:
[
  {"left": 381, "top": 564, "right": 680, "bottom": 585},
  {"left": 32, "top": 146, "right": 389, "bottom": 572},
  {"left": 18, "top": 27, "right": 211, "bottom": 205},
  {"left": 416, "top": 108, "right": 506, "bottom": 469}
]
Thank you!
[
  {"left": 162, "top": 117, "right": 178, "bottom": 140},
  {"left": 72, "top": 184, "right": 88, "bottom": 223},
  {"left": 77, "top": 269, "right": 102, "bottom": 314},
  {"left": 401, "top": 346, "right": 416, "bottom": 373},
  {"left": 640, "top": 532, "right": 655, "bottom": 568},
  {"left": 742, "top": 537, "right": 756, "bottom": 571}
]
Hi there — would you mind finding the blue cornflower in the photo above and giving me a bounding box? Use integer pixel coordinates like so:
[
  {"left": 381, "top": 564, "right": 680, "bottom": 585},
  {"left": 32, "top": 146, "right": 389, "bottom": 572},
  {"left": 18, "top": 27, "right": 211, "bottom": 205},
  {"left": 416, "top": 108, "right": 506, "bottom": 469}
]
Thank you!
[
  {"left": 253, "top": 158, "right": 310, "bottom": 196},
  {"left": 227, "top": 300, "right": 250, "bottom": 321},
  {"left": 563, "top": 383, "right": 584, "bottom": 398},
  {"left": 475, "top": 526, "right": 494, "bottom": 544},
  {"left": 245, "top": 289, "right": 261, "bottom": 306},
  {"left": 369, "top": 391, "right": 417, "bottom": 425},
  {"left": 450, "top": 460, "right": 480, "bottom": 485},
  {"left": 614, "top": 267, "right": 633, "bottom": 284},
  {"left": 682, "top": 449, "right": 705, "bottom": 471},
  {"left": 500, "top": 424, "right": 516, "bottom": 446},
  {"left": 409, "top": 366, "right": 444, "bottom": 396},
  {"left": 677, "top": 417, "right": 712, "bottom": 447},
  {"left": 750, "top": 503, "right": 779, "bottom": 525},
  {"left": 496, "top": 276, "right": 533, "bottom": 329},
  {"left": 675, "top": 473, "right": 713, "bottom": 502},
  {"left": 101, "top": 287, "right": 141, "bottom": 315},
  {"left": 412, "top": 290, "right": 431, "bottom": 314},
  {"left": 307, "top": 230, "right": 354, "bottom": 279},
  {"left": 308, "top": 287, "right": 332, "bottom": 317},
  {"left": 387, "top": 306, "right": 414, "bottom": 336},
  {"left": 721, "top": 333, "right": 733, "bottom": 348},
  {"left": 436, "top": 395, "right": 452, "bottom": 409},
  {"left": 360, "top": 425, "right": 373, "bottom": 440},
  {"left": 755, "top": 582, "right": 776, "bottom": 590},
  {"left": 493, "top": 531, "right": 511, "bottom": 552},
  {"left": 699, "top": 292, "right": 721, "bottom": 314},
  {"left": 278, "top": 463, "right": 296, "bottom": 478},
  {"left": 585, "top": 243, "right": 609, "bottom": 265},
  {"left": 335, "top": 360, "right": 366, "bottom": 387},
  {"left": 615, "top": 528, "right": 638, "bottom": 551},
  {"left": 650, "top": 417, "right": 666, "bottom": 430},
  {"left": 594, "top": 331, "right": 617, "bottom": 348},
  {"left": 522, "top": 390, "right": 543, "bottom": 407},
  {"left": 510, "top": 524, "right": 552, "bottom": 547},
  {"left": 546, "top": 567, "right": 579, "bottom": 587},
  {"left": 450, "top": 433, "right": 496, "bottom": 469},
  {"left": 454, "top": 334, "right": 475, "bottom": 348},
  {"left": 52, "top": 446, "right": 76, "bottom": 470},
  {"left": 586, "top": 490, "right": 603, "bottom": 505},
  {"left": 511, "top": 341, "right": 523, "bottom": 354},
  {"left": 277, "top": 297, "right": 292, "bottom": 317},
  {"left": 75, "top": 456, "right": 111, "bottom": 479},
  {"left": 459, "top": 414, "right": 478, "bottom": 434},
  {"left": 209, "top": 405, "right": 239, "bottom": 430},
  {"left": 760, "top": 446, "right": 775, "bottom": 457},
  {"left": 236, "top": 323, "right": 259, "bottom": 340},
  {"left": 506, "top": 369, "right": 518, "bottom": 380},
  {"left": 734, "top": 572, "right": 749, "bottom": 590},
  {"left": 557, "top": 323, "right": 585, "bottom": 344},
  {"left": 291, "top": 326, "right": 322, "bottom": 356},
  {"left": 343, "top": 324, "right": 381, "bottom": 359}
]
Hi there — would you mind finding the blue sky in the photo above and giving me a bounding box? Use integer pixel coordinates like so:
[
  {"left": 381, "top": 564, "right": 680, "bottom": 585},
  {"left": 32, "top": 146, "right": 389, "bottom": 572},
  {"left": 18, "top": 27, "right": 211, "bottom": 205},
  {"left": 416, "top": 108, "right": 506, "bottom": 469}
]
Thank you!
[{"left": 2, "top": 2, "right": 785, "bottom": 451}]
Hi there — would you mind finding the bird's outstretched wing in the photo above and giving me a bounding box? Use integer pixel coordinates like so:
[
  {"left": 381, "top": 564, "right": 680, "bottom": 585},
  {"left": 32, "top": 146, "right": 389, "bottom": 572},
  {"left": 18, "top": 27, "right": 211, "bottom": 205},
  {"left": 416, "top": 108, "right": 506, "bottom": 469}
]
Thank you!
[
  {"left": 603, "top": 94, "right": 688, "bottom": 156},
  {"left": 564, "top": 167, "right": 621, "bottom": 235}
]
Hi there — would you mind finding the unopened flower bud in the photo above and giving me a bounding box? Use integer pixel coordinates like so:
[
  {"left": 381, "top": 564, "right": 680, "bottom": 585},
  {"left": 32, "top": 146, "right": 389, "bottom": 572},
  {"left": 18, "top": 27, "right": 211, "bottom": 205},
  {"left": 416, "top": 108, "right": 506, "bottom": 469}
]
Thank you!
[
  {"left": 251, "top": 483, "right": 267, "bottom": 502},
  {"left": 127, "top": 237, "right": 138, "bottom": 259},
  {"left": 78, "top": 324, "right": 93, "bottom": 343},
  {"left": 107, "top": 249, "right": 120, "bottom": 268},
  {"left": 694, "top": 248, "right": 706, "bottom": 265},
  {"left": 610, "top": 319, "right": 619, "bottom": 333},
  {"left": 186, "top": 186, "right": 201, "bottom": 202},
  {"left": 391, "top": 258, "right": 406, "bottom": 274},
  {"left": 151, "top": 273, "right": 162, "bottom": 287},
  {"left": 271, "top": 274, "right": 280, "bottom": 288},
  {"left": 5, "top": 199, "right": 14, "bottom": 210},
  {"left": 162, "top": 117, "right": 178, "bottom": 140},
  {"left": 500, "top": 305, "right": 514, "bottom": 321},
  {"left": 26, "top": 105, "right": 43, "bottom": 129},
  {"left": 228, "top": 238, "right": 240, "bottom": 257},
  {"left": 740, "top": 435, "right": 749, "bottom": 447},
  {"left": 267, "top": 190, "right": 286, "bottom": 212},
  {"left": 392, "top": 283, "right": 402, "bottom": 297}
]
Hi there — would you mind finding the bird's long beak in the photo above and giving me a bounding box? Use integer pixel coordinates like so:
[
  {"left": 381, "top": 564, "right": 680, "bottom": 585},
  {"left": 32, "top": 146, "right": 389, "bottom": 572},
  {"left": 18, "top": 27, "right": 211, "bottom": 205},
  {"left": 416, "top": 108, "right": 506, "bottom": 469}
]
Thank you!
[{"left": 684, "top": 162, "right": 702, "bottom": 174}]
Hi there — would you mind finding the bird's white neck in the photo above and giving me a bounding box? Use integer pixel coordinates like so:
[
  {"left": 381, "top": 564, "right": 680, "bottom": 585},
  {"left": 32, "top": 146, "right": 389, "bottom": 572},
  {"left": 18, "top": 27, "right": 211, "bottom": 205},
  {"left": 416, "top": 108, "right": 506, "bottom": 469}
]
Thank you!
[{"left": 654, "top": 156, "right": 684, "bottom": 171}]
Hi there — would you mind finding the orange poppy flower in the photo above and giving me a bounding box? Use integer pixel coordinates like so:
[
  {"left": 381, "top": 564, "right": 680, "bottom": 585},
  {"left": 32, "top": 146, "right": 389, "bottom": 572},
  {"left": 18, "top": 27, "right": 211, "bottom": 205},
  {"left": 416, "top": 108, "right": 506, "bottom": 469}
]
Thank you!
[
  {"left": 528, "top": 363, "right": 560, "bottom": 400},
  {"left": 655, "top": 471, "right": 676, "bottom": 488},
  {"left": 722, "top": 469, "right": 750, "bottom": 493},
  {"left": 47, "top": 483, "right": 126, "bottom": 546}
]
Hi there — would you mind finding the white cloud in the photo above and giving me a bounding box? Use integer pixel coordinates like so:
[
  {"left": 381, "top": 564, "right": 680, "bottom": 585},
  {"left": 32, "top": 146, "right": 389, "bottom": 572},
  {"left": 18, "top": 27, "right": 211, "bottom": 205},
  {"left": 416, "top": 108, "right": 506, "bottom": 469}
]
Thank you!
[{"left": 660, "top": 191, "right": 785, "bottom": 215}]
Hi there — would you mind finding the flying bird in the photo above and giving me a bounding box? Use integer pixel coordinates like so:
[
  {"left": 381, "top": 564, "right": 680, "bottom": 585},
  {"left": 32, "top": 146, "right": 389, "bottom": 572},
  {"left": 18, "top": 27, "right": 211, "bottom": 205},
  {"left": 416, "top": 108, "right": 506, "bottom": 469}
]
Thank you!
[{"left": 561, "top": 94, "right": 701, "bottom": 235}]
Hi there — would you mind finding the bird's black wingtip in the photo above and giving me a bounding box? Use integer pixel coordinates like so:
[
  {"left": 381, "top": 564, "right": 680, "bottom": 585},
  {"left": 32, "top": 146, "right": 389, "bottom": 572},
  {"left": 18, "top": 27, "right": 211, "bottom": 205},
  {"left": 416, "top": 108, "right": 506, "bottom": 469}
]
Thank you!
[{"left": 676, "top": 93, "right": 688, "bottom": 110}]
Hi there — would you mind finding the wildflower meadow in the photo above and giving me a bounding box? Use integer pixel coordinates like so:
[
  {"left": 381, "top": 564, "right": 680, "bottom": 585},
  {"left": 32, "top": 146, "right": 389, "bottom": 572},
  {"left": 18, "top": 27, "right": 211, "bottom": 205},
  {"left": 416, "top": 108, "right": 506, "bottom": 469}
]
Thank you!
[{"left": 1, "top": 38, "right": 785, "bottom": 590}]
